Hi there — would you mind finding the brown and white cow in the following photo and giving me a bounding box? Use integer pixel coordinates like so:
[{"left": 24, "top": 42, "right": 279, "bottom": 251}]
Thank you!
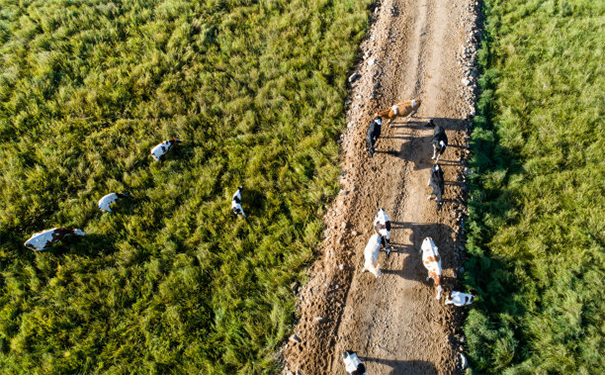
[
  {"left": 420, "top": 237, "right": 442, "bottom": 299},
  {"left": 445, "top": 291, "right": 475, "bottom": 306},
  {"left": 362, "top": 234, "right": 382, "bottom": 278},
  {"left": 374, "top": 99, "right": 422, "bottom": 125},
  {"left": 24, "top": 228, "right": 86, "bottom": 251},
  {"left": 151, "top": 138, "right": 181, "bottom": 162}
]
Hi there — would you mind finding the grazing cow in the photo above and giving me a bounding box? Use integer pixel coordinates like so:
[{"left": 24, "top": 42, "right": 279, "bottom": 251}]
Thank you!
[
  {"left": 98, "top": 193, "right": 129, "bottom": 213},
  {"left": 445, "top": 291, "right": 476, "bottom": 306},
  {"left": 342, "top": 350, "right": 366, "bottom": 375},
  {"left": 427, "top": 163, "right": 444, "bottom": 211},
  {"left": 362, "top": 234, "right": 382, "bottom": 278},
  {"left": 420, "top": 237, "right": 442, "bottom": 299},
  {"left": 429, "top": 120, "right": 448, "bottom": 162},
  {"left": 373, "top": 208, "right": 392, "bottom": 258},
  {"left": 231, "top": 186, "right": 246, "bottom": 218},
  {"left": 374, "top": 99, "right": 422, "bottom": 125},
  {"left": 151, "top": 138, "right": 181, "bottom": 162},
  {"left": 366, "top": 116, "right": 382, "bottom": 158},
  {"left": 24, "top": 228, "right": 85, "bottom": 251}
]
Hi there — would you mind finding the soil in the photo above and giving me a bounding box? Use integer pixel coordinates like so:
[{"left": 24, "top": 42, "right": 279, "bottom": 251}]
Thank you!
[{"left": 281, "top": 0, "right": 481, "bottom": 374}]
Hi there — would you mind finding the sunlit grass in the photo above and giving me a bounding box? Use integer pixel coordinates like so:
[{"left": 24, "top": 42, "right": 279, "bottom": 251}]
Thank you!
[
  {"left": 0, "top": 0, "right": 373, "bottom": 373},
  {"left": 464, "top": 0, "right": 605, "bottom": 374}
]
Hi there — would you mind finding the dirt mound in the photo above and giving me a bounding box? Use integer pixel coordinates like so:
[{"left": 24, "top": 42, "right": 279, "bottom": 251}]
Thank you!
[{"left": 281, "top": 0, "right": 481, "bottom": 373}]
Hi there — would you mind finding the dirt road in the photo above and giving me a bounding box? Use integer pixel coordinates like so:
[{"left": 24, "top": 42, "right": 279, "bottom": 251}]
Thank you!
[{"left": 282, "top": 0, "right": 480, "bottom": 374}]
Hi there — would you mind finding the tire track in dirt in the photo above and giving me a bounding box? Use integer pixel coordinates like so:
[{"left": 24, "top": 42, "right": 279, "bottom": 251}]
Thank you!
[{"left": 281, "top": 1, "right": 481, "bottom": 374}]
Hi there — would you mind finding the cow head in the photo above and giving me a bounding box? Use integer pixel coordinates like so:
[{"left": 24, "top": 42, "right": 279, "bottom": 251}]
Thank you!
[
  {"left": 436, "top": 198, "right": 443, "bottom": 211},
  {"left": 72, "top": 228, "right": 85, "bottom": 236}
]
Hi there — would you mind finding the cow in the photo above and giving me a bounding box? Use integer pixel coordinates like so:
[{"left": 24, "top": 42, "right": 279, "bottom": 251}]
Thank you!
[
  {"left": 373, "top": 208, "right": 392, "bottom": 258},
  {"left": 151, "top": 138, "right": 181, "bottom": 162},
  {"left": 362, "top": 234, "right": 382, "bottom": 278},
  {"left": 427, "top": 163, "right": 444, "bottom": 211},
  {"left": 24, "top": 228, "right": 86, "bottom": 251},
  {"left": 374, "top": 99, "right": 422, "bottom": 125},
  {"left": 420, "top": 237, "right": 442, "bottom": 299},
  {"left": 429, "top": 120, "right": 448, "bottom": 162},
  {"left": 342, "top": 350, "right": 366, "bottom": 375},
  {"left": 366, "top": 116, "right": 382, "bottom": 158},
  {"left": 445, "top": 291, "right": 476, "bottom": 306},
  {"left": 231, "top": 186, "right": 246, "bottom": 218},
  {"left": 98, "top": 193, "right": 129, "bottom": 213}
]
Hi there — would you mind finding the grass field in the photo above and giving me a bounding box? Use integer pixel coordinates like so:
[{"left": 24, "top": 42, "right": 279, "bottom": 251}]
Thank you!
[
  {"left": 0, "top": 0, "right": 373, "bottom": 373},
  {"left": 464, "top": 0, "right": 605, "bottom": 374}
]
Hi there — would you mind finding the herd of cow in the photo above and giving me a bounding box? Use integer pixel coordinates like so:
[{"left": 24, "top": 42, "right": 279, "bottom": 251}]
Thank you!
[
  {"left": 344, "top": 100, "right": 475, "bottom": 374},
  {"left": 21, "top": 99, "right": 473, "bottom": 374}
]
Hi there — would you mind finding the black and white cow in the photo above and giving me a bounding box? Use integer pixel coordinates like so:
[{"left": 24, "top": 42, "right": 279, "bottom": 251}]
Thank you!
[
  {"left": 151, "top": 138, "right": 182, "bottom": 162},
  {"left": 430, "top": 120, "right": 448, "bottom": 162},
  {"left": 98, "top": 193, "right": 129, "bottom": 213},
  {"left": 24, "top": 228, "right": 86, "bottom": 251},
  {"left": 366, "top": 116, "right": 382, "bottom": 158},
  {"left": 427, "top": 163, "right": 445, "bottom": 211},
  {"left": 231, "top": 186, "right": 246, "bottom": 218},
  {"left": 342, "top": 350, "right": 366, "bottom": 375},
  {"left": 373, "top": 208, "right": 392, "bottom": 258}
]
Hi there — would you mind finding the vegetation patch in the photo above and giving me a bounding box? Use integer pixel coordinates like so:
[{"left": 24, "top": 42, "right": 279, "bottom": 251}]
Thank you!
[
  {"left": 0, "top": 0, "right": 372, "bottom": 373},
  {"left": 464, "top": 0, "right": 605, "bottom": 374}
]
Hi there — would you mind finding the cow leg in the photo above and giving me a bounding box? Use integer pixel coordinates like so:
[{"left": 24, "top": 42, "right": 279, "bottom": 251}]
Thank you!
[
  {"left": 407, "top": 111, "right": 416, "bottom": 122},
  {"left": 432, "top": 144, "right": 436, "bottom": 159}
]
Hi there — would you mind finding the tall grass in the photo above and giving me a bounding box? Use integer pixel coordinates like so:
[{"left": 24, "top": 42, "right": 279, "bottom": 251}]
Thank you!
[
  {"left": 0, "top": 0, "right": 373, "bottom": 373},
  {"left": 464, "top": 0, "right": 605, "bottom": 374}
]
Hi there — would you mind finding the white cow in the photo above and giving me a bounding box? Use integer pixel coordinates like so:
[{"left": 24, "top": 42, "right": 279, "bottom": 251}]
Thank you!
[
  {"left": 24, "top": 228, "right": 85, "bottom": 251},
  {"left": 151, "top": 138, "right": 181, "bottom": 162},
  {"left": 342, "top": 350, "right": 366, "bottom": 375},
  {"left": 231, "top": 186, "right": 246, "bottom": 218},
  {"left": 420, "top": 237, "right": 443, "bottom": 299},
  {"left": 98, "top": 193, "right": 129, "bottom": 213},
  {"left": 445, "top": 291, "right": 475, "bottom": 306},
  {"left": 362, "top": 234, "right": 382, "bottom": 278},
  {"left": 373, "top": 208, "right": 391, "bottom": 256}
]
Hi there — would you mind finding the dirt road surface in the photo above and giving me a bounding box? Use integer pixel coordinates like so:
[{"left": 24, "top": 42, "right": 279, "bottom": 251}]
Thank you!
[{"left": 282, "top": 0, "right": 481, "bottom": 374}]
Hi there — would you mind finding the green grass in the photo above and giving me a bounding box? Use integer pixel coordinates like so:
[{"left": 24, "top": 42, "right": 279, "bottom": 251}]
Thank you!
[
  {"left": 0, "top": 0, "right": 373, "bottom": 373},
  {"left": 464, "top": 0, "right": 605, "bottom": 374}
]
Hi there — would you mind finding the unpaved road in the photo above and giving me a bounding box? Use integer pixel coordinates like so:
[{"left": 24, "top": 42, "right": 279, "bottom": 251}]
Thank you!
[{"left": 282, "top": 0, "right": 480, "bottom": 374}]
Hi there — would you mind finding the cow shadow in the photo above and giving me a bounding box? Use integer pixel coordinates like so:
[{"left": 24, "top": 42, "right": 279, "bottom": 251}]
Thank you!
[
  {"left": 375, "top": 134, "right": 432, "bottom": 161},
  {"left": 360, "top": 357, "right": 438, "bottom": 375},
  {"left": 389, "top": 118, "right": 431, "bottom": 129},
  {"left": 241, "top": 188, "right": 267, "bottom": 216},
  {"left": 426, "top": 117, "right": 470, "bottom": 131},
  {"left": 389, "top": 116, "right": 469, "bottom": 131},
  {"left": 434, "top": 159, "right": 462, "bottom": 166},
  {"left": 50, "top": 234, "right": 118, "bottom": 257}
]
